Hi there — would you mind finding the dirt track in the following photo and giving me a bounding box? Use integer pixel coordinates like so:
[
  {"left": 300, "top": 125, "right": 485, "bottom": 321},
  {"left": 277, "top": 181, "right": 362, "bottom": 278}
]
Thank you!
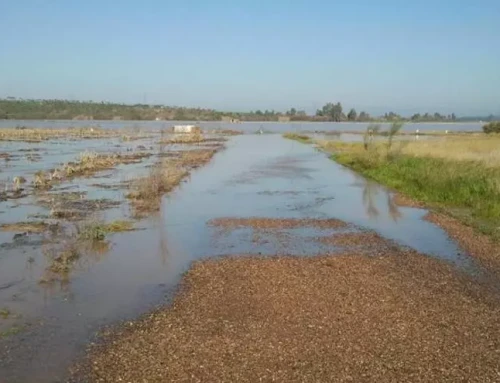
[{"left": 82, "top": 249, "right": 500, "bottom": 382}]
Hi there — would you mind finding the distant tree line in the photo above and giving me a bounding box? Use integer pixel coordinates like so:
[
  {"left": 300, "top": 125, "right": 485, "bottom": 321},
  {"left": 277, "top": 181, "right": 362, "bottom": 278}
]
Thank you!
[
  {"left": 313, "top": 102, "right": 462, "bottom": 123},
  {"left": 0, "top": 99, "right": 225, "bottom": 121},
  {"left": 0, "top": 98, "right": 497, "bottom": 123}
]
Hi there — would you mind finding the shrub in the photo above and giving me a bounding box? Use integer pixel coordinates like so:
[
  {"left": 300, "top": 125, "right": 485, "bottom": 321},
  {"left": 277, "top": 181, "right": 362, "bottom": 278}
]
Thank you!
[{"left": 483, "top": 121, "right": 500, "bottom": 134}]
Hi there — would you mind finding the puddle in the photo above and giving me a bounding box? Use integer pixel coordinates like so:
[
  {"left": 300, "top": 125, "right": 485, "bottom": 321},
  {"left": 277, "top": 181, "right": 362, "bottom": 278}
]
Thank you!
[
  {"left": 161, "top": 135, "right": 470, "bottom": 265},
  {"left": 0, "top": 134, "right": 491, "bottom": 382}
]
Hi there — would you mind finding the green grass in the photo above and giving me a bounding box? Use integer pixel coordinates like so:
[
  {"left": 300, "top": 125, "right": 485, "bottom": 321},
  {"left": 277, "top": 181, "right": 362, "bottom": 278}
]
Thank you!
[
  {"left": 329, "top": 143, "right": 500, "bottom": 238},
  {"left": 283, "top": 133, "right": 312, "bottom": 143},
  {"left": 77, "top": 220, "right": 135, "bottom": 241}
]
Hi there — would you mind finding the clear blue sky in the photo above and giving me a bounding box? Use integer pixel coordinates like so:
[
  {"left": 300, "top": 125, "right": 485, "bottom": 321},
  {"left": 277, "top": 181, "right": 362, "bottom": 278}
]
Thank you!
[{"left": 1, "top": 0, "right": 499, "bottom": 115}]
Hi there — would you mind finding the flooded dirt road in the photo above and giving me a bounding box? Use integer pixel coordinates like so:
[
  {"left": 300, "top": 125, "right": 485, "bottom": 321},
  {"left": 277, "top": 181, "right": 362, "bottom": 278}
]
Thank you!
[
  {"left": 0, "top": 134, "right": 497, "bottom": 382},
  {"left": 161, "top": 134, "right": 472, "bottom": 265}
]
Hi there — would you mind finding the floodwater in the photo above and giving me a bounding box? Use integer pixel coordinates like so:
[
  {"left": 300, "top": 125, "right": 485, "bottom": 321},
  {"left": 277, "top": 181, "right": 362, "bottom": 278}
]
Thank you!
[
  {"left": 0, "top": 119, "right": 483, "bottom": 134},
  {"left": 0, "top": 133, "right": 490, "bottom": 382}
]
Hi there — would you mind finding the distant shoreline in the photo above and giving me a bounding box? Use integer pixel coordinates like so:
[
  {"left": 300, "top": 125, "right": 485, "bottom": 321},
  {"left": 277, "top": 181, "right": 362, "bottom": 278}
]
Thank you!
[{"left": 0, "top": 119, "right": 486, "bottom": 124}]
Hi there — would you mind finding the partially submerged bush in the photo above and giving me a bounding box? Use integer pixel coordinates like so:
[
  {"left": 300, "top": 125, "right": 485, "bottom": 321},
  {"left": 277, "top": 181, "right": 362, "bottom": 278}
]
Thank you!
[
  {"left": 40, "top": 219, "right": 134, "bottom": 284},
  {"left": 127, "top": 162, "right": 188, "bottom": 214},
  {"left": 363, "top": 124, "right": 381, "bottom": 150},
  {"left": 78, "top": 223, "right": 108, "bottom": 241},
  {"left": 32, "top": 151, "right": 152, "bottom": 189},
  {"left": 127, "top": 149, "right": 218, "bottom": 215},
  {"left": 77, "top": 220, "right": 135, "bottom": 241},
  {"left": 48, "top": 245, "right": 81, "bottom": 273},
  {"left": 483, "top": 121, "right": 500, "bottom": 134}
]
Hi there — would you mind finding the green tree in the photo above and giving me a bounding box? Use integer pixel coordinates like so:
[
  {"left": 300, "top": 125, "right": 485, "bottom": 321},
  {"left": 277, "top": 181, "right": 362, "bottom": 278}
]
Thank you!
[
  {"left": 347, "top": 108, "right": 357, "bottom": 121},
  {"left": 384, "top": 112, "right": 401, "bottom": 121},
  {"left": 483, "top": 121, "right": 500, "bottom": 134},
  {"left": 332, "top": 102, "right": 344, "bottom": 122},
  {"left": 358, "top": 111, "right": 370, "bottom": 121},
  {"left": 319, "top": 102, "right": 344, "bottom": 121},
  {"left": 321, "top": 103, "right": 334, "bottom": 118}
]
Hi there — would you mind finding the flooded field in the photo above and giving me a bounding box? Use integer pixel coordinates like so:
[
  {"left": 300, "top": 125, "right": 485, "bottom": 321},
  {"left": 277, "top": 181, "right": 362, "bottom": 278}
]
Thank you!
[
  {"left": 0, "top": 128, "right": 498, "bottom": 382},
  {"left": 0, "top": 127, "right": 226, "bottom": 382},
  {"left": 0, "top": 119, "right": 483, "bottom": 134}
]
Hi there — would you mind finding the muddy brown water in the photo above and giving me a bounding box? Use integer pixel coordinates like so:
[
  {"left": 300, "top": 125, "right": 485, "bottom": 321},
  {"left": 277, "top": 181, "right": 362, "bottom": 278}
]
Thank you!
[{"left": 0, "top": 133, "right": 493, "bottom": 382}]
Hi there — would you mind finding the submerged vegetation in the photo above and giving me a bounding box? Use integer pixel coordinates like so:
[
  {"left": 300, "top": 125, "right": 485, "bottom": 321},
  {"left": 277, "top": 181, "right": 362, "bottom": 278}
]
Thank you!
[
  {"left": 307, "top": 127, "right": 500, "bottom": 238},
  {"left": 41, "top": 219, "right": 134, "bottom": 281},
  {"left": 0, "top": 126, "right": 123, "bottom": 142},
  {"left": 127, "top": 149, "right": 219, "bottom": 215},
  {"left": 34, "top": 192, "right": 122, "bottom": 222},
  {"left": 77, "top": 220, "right": 135, "bottom": 241},
  {"left": 33, "top": 151, "right": 152, "bottom": 189},
  {"left": 0, "top": 221, "right": 49, "bottom": 233},
  {"left": 160, "top": 132, "right": 225, "bottom": 145},
  {"left": 282, "top": 133, "right": 312, "bottom": 143}
]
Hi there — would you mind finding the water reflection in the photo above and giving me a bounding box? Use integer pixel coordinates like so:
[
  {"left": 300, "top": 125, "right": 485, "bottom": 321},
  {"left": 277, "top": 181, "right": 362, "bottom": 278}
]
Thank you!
[
  {"left": 359, "top": 180, "right": 402, "bottom": 222},
  {"left": 39, "top": 229, "right": 112, "bottom": 297},
  {"left": 362, "top": 182, "right": 380, "bottom": 220},
  {"left": 387, "top": 193, "right": 402, "bottom": 222}
]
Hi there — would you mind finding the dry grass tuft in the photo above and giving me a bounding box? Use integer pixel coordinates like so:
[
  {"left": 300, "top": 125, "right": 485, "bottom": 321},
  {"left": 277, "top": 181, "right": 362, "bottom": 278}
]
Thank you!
[
  {"left": 0, "top": 127, "right": 122, "bottom": 142},
  {"left": 127, "top": 149, "right": 219, "bottom": 215},
  {"left": 32, "top": 151, "right": 152, "bottom": 189},
  {"left": 127, "top": 162, "right": 188, "bottom": 215},
  {"left": 0, "top": 221, "right": 49, "bottom": 233},
  {"left": 160, "top": 133, "right": 226, "bottom": 145}
]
